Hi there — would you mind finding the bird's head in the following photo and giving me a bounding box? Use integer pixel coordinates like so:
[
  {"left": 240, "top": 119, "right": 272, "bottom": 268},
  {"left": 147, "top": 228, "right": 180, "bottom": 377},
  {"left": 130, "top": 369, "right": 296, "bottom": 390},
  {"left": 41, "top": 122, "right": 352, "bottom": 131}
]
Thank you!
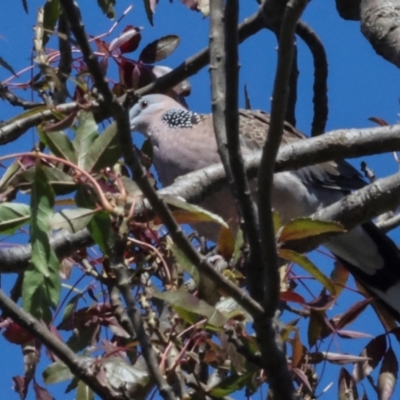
[{"left": 129, "top": 94, "right": 185, "bottom": 135}]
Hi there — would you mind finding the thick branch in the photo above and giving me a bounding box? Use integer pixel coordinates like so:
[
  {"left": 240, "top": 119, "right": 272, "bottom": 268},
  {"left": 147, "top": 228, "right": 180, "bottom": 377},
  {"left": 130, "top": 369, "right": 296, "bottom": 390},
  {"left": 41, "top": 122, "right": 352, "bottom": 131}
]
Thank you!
[
  {"left": 361, "top": 0, "right": 400, "bottom": 68},
  {"left": 4, "top": 122, "right": 400, "bottom": 273}
]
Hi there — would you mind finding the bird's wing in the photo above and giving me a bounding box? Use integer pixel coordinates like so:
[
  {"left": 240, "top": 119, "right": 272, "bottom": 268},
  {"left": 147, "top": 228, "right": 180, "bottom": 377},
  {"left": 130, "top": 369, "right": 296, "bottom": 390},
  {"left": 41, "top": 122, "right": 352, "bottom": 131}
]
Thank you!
[{"left": 238, "top": 109, "right": 366, "bottom": 192}]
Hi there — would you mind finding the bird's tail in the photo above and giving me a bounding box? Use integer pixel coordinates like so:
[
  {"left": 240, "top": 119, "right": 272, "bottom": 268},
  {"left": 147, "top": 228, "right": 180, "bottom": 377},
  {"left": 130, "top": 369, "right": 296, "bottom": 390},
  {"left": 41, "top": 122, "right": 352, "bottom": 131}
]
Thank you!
[{"left": 325, "top": 222, "right": 400, "bottom": 321}]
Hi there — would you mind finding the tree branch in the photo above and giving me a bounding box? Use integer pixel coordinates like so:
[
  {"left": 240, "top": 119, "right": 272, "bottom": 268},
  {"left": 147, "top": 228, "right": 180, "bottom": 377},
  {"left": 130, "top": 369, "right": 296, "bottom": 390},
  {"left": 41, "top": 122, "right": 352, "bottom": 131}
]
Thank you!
[
  {"left": 296, "top": 21, "right": 328, "bottom": 136},
  {"left": 135, "top": 9, "right": 264, "bottom": 97},
  {"left": 3, "top": 121, "right": 400, "bottom": 273},
  {"left": 0, "top": 83, "right": 44, "bottom": 110},
  {"left": 0, "top": 101, "right": 89, "bottom": 145},
  {"left": 59, "top": 3, "right": 264, "bottom": 400},
  {"left": 59, "top": 2, "right": 177, "bottom": 399},
  {"left": 257, "top": 1, "right": 308, "bottom": 399},
  {"left": 0, "top": 289, "right": 120, "bottom": 399}
]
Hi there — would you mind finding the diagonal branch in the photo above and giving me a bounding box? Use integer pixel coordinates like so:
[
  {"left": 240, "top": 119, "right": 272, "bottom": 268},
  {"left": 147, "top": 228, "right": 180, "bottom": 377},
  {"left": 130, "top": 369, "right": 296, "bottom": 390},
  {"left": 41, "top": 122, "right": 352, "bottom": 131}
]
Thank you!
[
  {"left": 59, "top": 4, "right": 264, "bottom": 400},
  {"left": 0, "top": 289, "right": 120, "bottom": 399}
]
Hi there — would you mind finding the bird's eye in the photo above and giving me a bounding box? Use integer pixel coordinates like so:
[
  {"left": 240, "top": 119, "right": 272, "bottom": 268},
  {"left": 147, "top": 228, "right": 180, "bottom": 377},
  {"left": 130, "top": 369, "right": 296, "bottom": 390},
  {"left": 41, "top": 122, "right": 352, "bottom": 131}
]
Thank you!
[{"left": 141, "top": 100, "right": 148, "bottom": 109}]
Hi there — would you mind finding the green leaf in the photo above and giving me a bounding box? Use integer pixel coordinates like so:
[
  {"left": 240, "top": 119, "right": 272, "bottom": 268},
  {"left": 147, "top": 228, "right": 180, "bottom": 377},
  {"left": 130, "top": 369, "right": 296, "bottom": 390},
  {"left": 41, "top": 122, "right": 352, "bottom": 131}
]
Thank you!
[
  {"left": 168, "top": 240, "right": 199, "bottom": 284},
  {"left": 84, "top": 122, "right": 121, "bottom": 172},
  {"left": 43, "top": 0, "right": 60, "bottom": 46},
  {"left": 208, "top": 372, "right": 253, "bottom": 398},
  {"left": 39, "top": 129, "right": 77, "bottom": 163},
  {"left": 279, "top": 249, "right": 336, "bottom": 295},
  {"left": 163, "top": 196, "right": 228, "bottom": 228},
  {"left": 49, "top": 208, "right": 95, "bottom": 232},
  {"left": 66, "top": 324, "right": 98, "bottom": 352},
  {"left": 22, "top": 161, "right": 61, "bottom": 323},
  {"left": 88, "top": 211, "right": 113, "bottom": 257},
  {"left": 0, "top": 159, "right": 21, "bottom": 192},
  {"left": 75, "top": 186, "right": 114, "bottom": 255},
  {"left": 61, "top": 293, "right": 81, "bottom": 325},
  {"left": 278, "top": 218, "right": 345, "bottom": 242},
  {"left": 76, "top": 381, "right": 94, "bottom": 400},
  {"left": 73, "top": 112, "right": 99, "bottom": 170},
  {"left": 153, "top": 289, "right": 227, "bottom": 328},
  {"left": 0, "top": 56, "right": 17, "bottom": 76},
  {"left": 21, "top": 166, "right": 76, "bottom": 195},
  {"left": 0, "top": 202, "right": 30, "bottom": 234},
  {"left": 97, "top": 0, "right": 116, "bottom": 19},
  {"left": 43, "top": 361, "right": 73, "bottom": 384}
]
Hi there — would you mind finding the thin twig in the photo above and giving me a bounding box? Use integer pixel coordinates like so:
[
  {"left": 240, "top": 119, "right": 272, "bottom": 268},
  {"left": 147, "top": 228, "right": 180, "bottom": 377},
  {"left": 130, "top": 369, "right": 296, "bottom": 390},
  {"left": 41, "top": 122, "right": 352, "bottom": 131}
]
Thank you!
[{"left": 0, "top": 83, "right": 44, "bottom": 110}]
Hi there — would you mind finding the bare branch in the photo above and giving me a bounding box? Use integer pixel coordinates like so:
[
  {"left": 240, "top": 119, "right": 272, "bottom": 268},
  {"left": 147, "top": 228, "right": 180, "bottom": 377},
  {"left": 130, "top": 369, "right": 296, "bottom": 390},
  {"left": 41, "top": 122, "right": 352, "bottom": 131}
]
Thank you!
[
  {"left": 296, "top": 21, "right": 328, "bottom": 136},
  {"left": 135, "top": 9, "right": 264, "bottom": 97},
  {"left": 0, "top": 83, "right": 44, "bottom": 110},
  {"left": 223, "top": 0, "right": 263, "bottom": 304},
  {"left": 376, "top": 213, "right": 400, "bottom": 233},
  {"left": 257, "top": 1, "right": 309, "bottom": 399},
  {"left": 361, "top": 0, "right": 400, "bottom": 68},
  {"left": 258, "top": 0, "right": 308, "bottom": 315},
  {"left": 209, "top": 0, "right": 262, "bottom": 303},
  {"left": 0, "top": 101, "right": 87, "bottom": 145}
]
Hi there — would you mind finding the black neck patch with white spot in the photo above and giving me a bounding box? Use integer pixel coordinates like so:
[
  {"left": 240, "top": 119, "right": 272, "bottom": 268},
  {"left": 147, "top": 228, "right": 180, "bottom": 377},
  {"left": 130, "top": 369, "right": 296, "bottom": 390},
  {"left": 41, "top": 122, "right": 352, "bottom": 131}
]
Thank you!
[{"left": 161, "top": 108, "right": 204, "bottom": 129}]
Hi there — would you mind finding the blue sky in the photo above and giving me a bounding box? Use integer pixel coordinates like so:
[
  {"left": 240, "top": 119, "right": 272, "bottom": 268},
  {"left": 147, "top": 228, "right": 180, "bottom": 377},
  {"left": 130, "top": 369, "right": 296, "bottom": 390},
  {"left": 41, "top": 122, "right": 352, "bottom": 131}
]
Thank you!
[{"left": 0, "top": 0, "right": 400, "bottom": 399}]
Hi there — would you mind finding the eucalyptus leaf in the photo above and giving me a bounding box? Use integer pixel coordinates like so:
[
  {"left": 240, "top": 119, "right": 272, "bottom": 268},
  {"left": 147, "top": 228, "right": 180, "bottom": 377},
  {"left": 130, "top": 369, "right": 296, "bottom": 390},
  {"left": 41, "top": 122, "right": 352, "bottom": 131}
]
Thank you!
[
  {"left": 49, "top": 207, "right": 95, "bottom": 232},
  {"left": 73, "top": 112, "right": 99, "bottom": 170},
  {"left": 84, "top": 122, "right": 121, "bottom": 172},
  {"left": 0, "top": 202, "right": 30, "bottom": 234},
  {"left": 22, "top": 162, "right": 61, "bottom": 323}
]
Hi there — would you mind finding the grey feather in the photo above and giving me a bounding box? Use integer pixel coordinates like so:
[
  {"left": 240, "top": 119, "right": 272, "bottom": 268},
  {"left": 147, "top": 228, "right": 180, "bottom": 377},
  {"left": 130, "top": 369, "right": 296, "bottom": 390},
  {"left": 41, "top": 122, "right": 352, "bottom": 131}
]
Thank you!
[{"left": 130, "top": 94, "right": 400, "bottom": 320}]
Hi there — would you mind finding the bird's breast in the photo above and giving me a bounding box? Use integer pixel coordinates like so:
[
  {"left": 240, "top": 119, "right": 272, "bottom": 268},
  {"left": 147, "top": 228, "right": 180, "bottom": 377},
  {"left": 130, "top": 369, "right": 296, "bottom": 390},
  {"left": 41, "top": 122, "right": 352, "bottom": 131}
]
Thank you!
[{"left": 151, "top": 128, "right": 220, "bottom": 187}]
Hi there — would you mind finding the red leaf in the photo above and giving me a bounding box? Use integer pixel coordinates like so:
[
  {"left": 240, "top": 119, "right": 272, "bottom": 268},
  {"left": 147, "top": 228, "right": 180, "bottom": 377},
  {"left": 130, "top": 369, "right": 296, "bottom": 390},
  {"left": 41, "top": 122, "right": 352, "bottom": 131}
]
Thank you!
[
  {"left": 33, "top": 381, "right": 54, "bottom": 400},
  {"left": 378, "top": 347, "right": 398, "bottom": 400},
  {"left": 118, "top": 59, "right": 156, "bottom": 89},
  {"left": 368, "top": 116, "right": 389, "bottom": 126},
  {"left": 109, "top": 25, "right": 142, "bottom": 54},
  {"left": 12, "top": 376, "right": 28, "bottom": 399},
  {"left": 3, "top": 322, "right": 35, "bottom": 345},
  {"left": 335, "top": 298, "right": 371, "bottom": 330},
  {"left": 280, "top": 291, "right": 306, "bottom": 304},
  {"left": 353, "top": 334, "right": 387, "bottom": 382},
  {"left": 338, "top": 367, "right": 359, "bottom": 400}
]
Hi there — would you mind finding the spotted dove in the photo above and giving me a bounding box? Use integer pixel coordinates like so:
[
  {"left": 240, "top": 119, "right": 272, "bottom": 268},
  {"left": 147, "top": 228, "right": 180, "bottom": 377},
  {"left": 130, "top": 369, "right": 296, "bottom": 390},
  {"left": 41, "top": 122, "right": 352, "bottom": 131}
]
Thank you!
[{"left": 130, "top": 93, "right": 400, "bottom": 319}]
